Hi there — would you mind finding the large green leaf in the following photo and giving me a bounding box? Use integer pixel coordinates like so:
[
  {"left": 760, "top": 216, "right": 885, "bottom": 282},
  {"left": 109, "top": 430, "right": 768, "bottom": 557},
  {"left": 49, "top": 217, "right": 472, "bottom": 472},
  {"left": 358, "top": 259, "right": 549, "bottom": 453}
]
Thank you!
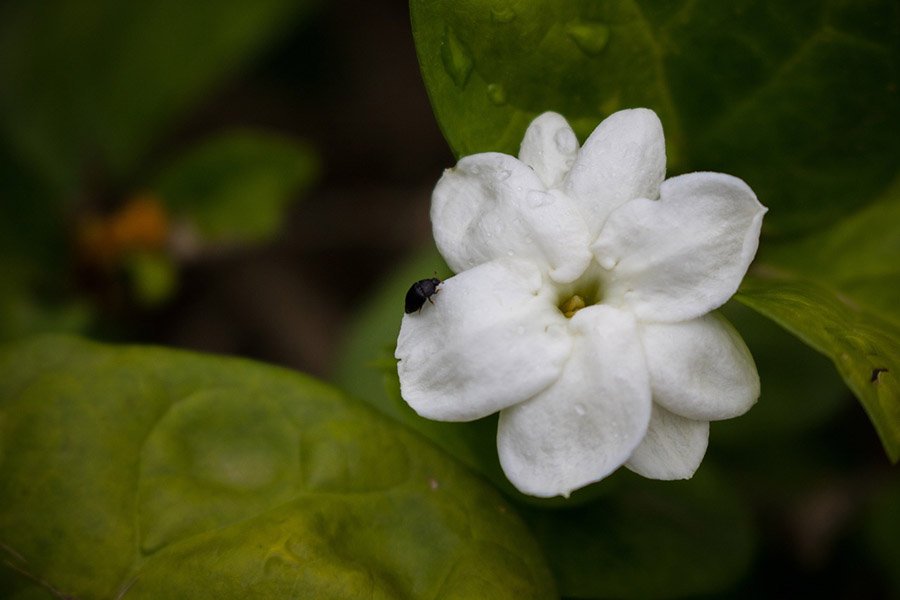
[
  {"left": 735, "top": 286, "right": 899, "bottom": 462},
  {"left": 735, "top": 176, "right": 900, "bottom": 461},
  {"left": 154, "top": 131, "right": 318, "bottom": 242},
  {"left": 410, "top": 0, "right": 898, "bottom": 236},
  {"left": 0, "top": 0, "right": 314, "bottom": 190},
  {"left": 0, "top": 336, "right": 555, "bottom": 599}
]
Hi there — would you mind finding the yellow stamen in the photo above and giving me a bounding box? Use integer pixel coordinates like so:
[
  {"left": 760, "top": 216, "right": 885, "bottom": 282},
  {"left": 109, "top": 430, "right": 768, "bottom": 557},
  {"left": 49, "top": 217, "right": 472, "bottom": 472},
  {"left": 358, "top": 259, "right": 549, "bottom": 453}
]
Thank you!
[{"left": 560, "top": 295, "right": 586, "bottom": 318}]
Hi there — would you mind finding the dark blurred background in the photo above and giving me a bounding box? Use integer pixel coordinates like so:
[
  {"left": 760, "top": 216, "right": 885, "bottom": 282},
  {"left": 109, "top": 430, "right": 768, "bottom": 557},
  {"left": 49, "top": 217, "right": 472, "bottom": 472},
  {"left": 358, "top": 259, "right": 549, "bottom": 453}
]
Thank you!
[
  {"left": 1, "top": 0, "right": 452, "bottom": 375},
  {"left": 144, "top": 0, "right": 449, "bottom": 374}
]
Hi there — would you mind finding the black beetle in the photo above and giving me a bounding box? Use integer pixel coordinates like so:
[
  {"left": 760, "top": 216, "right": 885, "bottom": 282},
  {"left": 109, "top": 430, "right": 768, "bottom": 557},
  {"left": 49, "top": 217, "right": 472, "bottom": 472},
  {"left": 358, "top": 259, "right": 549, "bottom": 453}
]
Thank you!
[{"left": 405, "top": 278, "right": 442, "bottom": 313}]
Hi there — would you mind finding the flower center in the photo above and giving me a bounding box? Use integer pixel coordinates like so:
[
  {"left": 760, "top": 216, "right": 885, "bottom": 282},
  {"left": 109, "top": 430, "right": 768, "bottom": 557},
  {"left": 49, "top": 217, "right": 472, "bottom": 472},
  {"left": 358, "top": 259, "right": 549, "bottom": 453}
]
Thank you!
[
  {"left": 556, "top": 267, "right": 605, "bottom": 318},
  {"left": 559, "top": 295, "right": 585, "bottom": 318}
]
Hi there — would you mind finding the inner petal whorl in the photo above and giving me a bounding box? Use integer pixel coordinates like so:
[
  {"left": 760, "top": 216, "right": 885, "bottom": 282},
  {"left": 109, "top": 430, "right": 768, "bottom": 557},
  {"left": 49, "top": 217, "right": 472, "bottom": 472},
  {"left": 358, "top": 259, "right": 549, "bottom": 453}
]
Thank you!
[{"left": 554, "top": 263, "right": 606, "bottom": 318}]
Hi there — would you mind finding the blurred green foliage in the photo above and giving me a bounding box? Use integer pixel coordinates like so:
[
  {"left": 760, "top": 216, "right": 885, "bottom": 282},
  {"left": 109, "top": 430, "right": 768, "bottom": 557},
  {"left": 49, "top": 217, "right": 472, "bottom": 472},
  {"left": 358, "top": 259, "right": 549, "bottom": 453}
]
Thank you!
[
  {"left": 154, "top": 131, "right": 318, "bottom": 243},
  {"left": 0, "top": 0, "right": 312, "bottom": 188},
  {"left": 0, "top": 0, "right": 318, "bottom": 335}
]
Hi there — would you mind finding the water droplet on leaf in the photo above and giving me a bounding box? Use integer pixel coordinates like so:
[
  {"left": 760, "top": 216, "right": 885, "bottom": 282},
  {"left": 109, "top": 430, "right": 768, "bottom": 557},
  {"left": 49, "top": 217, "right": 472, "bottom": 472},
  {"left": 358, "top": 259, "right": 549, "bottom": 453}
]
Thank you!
[
  {"left": 566, "top": 22, "right": 610, "bottom": 56},
  {"left": 441, "top": 27, "right": 474, "bottom": 88},
  {"left": 487, "top": 83, "right": 507, "bottom": 105}
]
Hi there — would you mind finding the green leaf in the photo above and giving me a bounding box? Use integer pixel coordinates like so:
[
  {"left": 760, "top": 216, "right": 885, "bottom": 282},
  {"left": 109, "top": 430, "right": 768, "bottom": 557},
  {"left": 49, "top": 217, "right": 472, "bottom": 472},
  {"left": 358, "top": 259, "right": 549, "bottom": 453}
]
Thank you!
[
  {"left": 410, "top": 0, "right": 900, "bottom": 236},
  {"left": 736, "top": 279, "right": 900, "bottom": 463},
  {"left": 0, "top": 336, "right": 555, "bottom": 599},
  {"left": 736, "top": 177, "right": 900, "bottom": 462},
  {"left": 0, "top": 0, "right": 315, "bottom": 189},
  {"left": 154, "top": 131, "right": 318, "bottom": 242}
]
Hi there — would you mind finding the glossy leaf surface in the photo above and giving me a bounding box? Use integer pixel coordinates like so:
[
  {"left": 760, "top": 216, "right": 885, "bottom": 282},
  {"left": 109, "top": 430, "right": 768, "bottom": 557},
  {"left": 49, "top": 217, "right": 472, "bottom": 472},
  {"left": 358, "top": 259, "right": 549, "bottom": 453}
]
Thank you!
[
  {"left": 410, "top": 0, "right": 899, "bottom": 236},
  {"left": 0, "top": 336, "right": 555, "bottom": 599}
]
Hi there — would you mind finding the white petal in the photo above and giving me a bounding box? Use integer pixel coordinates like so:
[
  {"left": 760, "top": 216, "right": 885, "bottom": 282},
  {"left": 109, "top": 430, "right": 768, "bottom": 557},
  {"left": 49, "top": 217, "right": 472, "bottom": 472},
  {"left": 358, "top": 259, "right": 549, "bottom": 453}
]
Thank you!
[
  {"left": 431, "top": 152, "right": 592, "bottom": 283},
  {"left": 396, "top": 259, "right": 570, "bottom": 422},
  {"left": 639, "top": 313, "right": 760, "bottom": 421},
  {"left": 564, "top": 108, "right": 666, "bottom": 237},
  {"left": 497, "top": 305, "right": 651, "bottom": 498},
  {"left": 593, "top": 172, "right": 767, "bottom": 322},
  {"left": 626, "top": 404, "right": 709, "bottom": 480},
  {"left": 518, "top": 112, "right": 580, "bottom": 189}
]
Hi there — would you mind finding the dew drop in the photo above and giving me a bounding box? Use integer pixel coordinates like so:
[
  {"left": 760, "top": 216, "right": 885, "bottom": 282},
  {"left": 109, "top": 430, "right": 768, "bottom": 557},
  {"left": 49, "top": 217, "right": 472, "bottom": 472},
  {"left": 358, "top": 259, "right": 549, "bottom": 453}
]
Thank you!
[
  {"left": 554, "top": 128, "right": 578, "bottom": 153},
  {"left": 487, "top": 82, "right": 507, "bottom": 105},
  {"left": 491, "top": 6, "right": 517, "bottom": 23},
  {"left": 495, "top": 168, "right": 511, "bottom": 181},
  {"left": 507, "top": 250, "right": 514, "bottom": 256},
  {"left": 441, "top": 27, "right": 474, "bottom": 88},
  {"left": 574, "top": 403, "right": 586, "bottom": 416},
  {"left": 566, "top": 22, "right": 610, "bottom": 57},
  {"left": 599, "top": 256, "right": 617, "bottom": 270}
]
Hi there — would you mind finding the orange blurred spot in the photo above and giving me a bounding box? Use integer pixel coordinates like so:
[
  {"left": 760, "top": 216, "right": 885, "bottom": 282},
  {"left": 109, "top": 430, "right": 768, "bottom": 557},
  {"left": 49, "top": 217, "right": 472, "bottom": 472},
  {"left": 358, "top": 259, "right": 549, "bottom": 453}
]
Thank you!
[{"left": 77, "top": 193, "right": 170, "bottom": 267}]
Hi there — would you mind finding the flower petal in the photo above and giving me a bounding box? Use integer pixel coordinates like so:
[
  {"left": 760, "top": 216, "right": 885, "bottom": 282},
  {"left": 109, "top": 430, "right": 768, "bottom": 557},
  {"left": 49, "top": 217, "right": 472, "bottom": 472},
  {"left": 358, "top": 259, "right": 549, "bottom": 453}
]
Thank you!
[
  {"left": 564, "top": 108, "right": 666, "bottom": 237},
  {"left": 639, "top": 313, "right": 760, "bottom": 421},
  {"left": 593, "top": 172, "right": 767, "bottom": 322},
  {"left": 518, "top": 112, "right": 579, "bottom": 189},
  {"left": 626, "top": 404, "right": 709, "bottom": 480},
  {"left": 497, "top": 305, "right": 651, "bottom": 497},
  {"left": 431, "top": 152, "right": 592, "bottom": 283},
  {"left": 396, "top": 259, "right": 570, "bottom": 422}
]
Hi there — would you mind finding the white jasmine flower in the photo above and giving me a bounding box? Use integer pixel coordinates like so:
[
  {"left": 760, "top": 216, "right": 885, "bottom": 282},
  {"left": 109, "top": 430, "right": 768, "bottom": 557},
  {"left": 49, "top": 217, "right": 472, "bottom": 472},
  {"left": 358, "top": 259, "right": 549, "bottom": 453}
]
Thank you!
[{"left": 396, "top": 109, "right": 766, "bottom": 498}]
